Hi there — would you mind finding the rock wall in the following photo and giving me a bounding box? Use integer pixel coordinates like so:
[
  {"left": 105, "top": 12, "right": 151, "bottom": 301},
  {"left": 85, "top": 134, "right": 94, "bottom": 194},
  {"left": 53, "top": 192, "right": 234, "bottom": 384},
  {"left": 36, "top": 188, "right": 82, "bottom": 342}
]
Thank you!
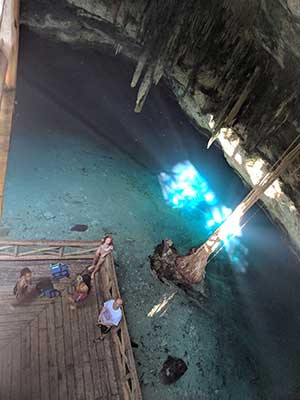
[{"left": 20, "top": 0, "right": 300, "bottom": 255}]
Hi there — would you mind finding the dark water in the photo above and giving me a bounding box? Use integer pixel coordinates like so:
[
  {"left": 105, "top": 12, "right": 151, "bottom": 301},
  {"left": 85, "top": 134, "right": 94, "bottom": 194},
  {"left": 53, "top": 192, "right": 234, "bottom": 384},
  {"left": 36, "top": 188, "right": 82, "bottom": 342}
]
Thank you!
[{"left": 4, "top": 27, "right": 300, "bottom": 399}]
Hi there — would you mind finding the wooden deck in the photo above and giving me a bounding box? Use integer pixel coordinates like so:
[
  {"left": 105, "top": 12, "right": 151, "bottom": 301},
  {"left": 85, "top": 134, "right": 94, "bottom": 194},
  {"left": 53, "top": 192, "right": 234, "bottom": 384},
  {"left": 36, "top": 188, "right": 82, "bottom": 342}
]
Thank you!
[{"left": 0, "top": 241, "right": 142, "bottom": 400}]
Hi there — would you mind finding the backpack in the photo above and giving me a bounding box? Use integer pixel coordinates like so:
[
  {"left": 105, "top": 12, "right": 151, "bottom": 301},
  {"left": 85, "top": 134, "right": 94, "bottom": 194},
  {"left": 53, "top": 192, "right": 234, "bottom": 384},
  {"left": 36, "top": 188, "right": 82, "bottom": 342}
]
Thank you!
[
  {"left": 50, "top": 263, "right": 70, "bottom": 280},
  {"left": 36, "top": 278, "right": 61, "bottom": 298},
  {"left": 41, "top": 288, "right": 61, "bottom": 299}
]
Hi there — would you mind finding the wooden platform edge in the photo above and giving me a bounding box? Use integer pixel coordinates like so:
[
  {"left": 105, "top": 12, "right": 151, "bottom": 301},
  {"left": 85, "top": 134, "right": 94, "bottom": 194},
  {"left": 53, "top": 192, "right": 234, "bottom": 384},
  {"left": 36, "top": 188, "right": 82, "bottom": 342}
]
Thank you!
[{"left": 100, "top": 255, "right": 143, "bottom": 400}]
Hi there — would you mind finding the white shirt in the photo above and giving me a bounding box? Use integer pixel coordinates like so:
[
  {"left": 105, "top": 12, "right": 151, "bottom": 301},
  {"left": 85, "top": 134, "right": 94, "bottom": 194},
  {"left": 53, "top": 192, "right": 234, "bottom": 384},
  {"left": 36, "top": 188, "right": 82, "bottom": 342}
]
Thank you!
[
  {"left": 100, "top": 299, "right": 122, "bottom": 326},
  {"left": 99, "top": 243, "right": 113, "bottom": 256}
]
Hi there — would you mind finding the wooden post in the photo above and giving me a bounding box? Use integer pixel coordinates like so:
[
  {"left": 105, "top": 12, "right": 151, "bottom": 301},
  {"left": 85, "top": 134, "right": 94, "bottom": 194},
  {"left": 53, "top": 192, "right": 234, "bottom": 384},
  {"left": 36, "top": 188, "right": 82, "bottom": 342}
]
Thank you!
[
  {"left": 0, "top": 0, "right": 20, "bottom": 219},
  {"left": 0, "top": 90, "right": 15, "bottom": 217},
  {"left": 0, "top": 49, "right": 7, "bottom": 101},
  {"left": 1, "top": 0, "right": 20, "bottom": 89}
]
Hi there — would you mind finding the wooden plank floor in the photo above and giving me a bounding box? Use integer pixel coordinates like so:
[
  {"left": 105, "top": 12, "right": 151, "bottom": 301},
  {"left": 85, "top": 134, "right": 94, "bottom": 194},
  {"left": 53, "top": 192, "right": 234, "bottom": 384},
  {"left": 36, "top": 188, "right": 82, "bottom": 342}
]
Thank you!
[{"left": 0, "top": 260, "right": 130, "bottom": 400}]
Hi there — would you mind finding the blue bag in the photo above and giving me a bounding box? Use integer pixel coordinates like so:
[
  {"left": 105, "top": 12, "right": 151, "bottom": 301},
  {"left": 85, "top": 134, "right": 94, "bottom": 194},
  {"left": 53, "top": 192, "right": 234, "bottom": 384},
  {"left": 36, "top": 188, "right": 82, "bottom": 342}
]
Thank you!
[
  {"left": 41, "top": 288, "right": 61, "bottom": 298},
  {"left": 50, "top": 263, "right": 70, "bottom": 280}
]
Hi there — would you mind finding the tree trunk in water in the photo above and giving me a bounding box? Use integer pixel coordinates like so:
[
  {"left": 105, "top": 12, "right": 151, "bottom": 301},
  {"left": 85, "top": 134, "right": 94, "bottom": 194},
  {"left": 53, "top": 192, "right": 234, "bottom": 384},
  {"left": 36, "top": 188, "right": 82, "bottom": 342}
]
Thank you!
[
  {"left": 150, "top": 208, "right": 242, "bottom": 285},
  {"left": 176, "top": 247, "right": 209, "bottom": 284}
]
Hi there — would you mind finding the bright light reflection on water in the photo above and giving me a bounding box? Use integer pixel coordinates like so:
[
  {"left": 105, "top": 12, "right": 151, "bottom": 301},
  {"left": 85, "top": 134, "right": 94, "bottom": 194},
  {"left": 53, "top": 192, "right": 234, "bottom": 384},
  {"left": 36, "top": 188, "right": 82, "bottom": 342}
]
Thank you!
[{"left": 158, "top": 161, "right": 248, "bottom": 272}]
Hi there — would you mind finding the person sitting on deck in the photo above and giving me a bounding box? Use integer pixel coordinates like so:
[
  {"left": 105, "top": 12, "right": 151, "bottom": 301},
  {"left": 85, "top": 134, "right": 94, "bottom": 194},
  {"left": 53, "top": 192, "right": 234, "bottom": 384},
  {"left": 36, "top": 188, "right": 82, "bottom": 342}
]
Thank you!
[
  {"left": 88, "top": 235, "right": 114, "bottom": 281},
  {"left": 67, "top": 273, "right": 92, "bottom": 310},
  {"left": 14, "top": 267, "right": 36, "bottom": 304},
  {"left": 95, "top": 298, "right": 123, "bottom": 341}
]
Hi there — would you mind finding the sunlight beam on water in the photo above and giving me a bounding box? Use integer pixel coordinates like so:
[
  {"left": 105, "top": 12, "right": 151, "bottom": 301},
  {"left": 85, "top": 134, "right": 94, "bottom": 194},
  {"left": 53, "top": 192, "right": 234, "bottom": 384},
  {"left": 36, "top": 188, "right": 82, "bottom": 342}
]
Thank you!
[
  {"left": 158, "top": 161, "right": 248, "bottom": 272},
  {"left": 147, "top": 291, "right": 177, "bottom": 318}
]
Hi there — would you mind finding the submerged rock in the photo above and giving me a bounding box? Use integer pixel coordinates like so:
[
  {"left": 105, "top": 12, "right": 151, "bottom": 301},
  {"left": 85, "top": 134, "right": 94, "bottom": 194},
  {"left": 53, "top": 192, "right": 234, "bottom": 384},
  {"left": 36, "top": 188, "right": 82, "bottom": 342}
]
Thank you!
[
  {"left": 43, "top": 211, "right": 56, "bottom": 220},
  {"left": 159, "top": 356, "right": 188, "bottom": 385},
  {"left": 71, "top": 224, "right": 88, "bottom": 232}
]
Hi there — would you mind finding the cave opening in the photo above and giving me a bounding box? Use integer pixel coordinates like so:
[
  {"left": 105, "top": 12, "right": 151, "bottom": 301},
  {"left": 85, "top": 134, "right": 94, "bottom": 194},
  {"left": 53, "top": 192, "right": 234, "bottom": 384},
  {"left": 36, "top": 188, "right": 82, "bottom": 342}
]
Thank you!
[{"left": 0, "top": 1, "right": 300, "bottom": 400}]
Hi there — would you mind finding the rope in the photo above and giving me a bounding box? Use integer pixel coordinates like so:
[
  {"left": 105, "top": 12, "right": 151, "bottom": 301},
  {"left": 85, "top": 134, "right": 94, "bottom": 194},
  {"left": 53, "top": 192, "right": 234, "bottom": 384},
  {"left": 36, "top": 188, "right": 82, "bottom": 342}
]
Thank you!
[
  {"left": 199, "top": 134, "right": 300, "bottom": 263},
  {"left": 206, "top": 207, "right": 260, "bottom": 265},
  {"left": 239, "top": 134, "right": 300, "bottom": 211},
  {"left": 234, "top": 137, "right": 300, "bottom": 215}
]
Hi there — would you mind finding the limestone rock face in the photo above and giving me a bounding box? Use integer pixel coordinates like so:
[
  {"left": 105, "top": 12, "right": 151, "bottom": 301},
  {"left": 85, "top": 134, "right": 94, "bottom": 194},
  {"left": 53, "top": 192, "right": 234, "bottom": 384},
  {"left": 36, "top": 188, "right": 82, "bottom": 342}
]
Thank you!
[
  {"left": 288, "top": 0, "right": 300, "bottom": 17},
  {"left": 20, "top": 0, "right": 300, "bottom": 254}
]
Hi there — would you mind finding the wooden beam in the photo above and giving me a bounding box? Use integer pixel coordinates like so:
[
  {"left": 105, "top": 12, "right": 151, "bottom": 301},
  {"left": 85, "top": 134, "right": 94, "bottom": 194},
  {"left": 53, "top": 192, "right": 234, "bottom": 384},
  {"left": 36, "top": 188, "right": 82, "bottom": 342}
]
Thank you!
[
  {"left": 0, "top": 0, "right": 19, "bottom": 89},
  {"left": 0, "top": 48, "right": 7, "bottom": 102},
  {"left": 0, "top": 1, "right": 6, "bottom": 32},
  {"left": 0, "top": 239, "right": 100, "bottom": 246},
  {"left": 0, "top": 0, "right": 8, "bottom": 104},
  {"left": 0, "top": 90, "right": 14, "bottom": 217},
  {"left": 0, "top": 239, "right": 100, "bottom": 260},
  {"left": 0, "top": 0, "right": 19, "bottom": 219}
]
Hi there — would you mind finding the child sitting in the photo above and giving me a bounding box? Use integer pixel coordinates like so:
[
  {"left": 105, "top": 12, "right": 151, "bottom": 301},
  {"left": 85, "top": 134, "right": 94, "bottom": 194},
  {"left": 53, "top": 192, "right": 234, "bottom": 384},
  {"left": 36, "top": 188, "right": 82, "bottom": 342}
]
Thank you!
[{"left": 68, "top": 273, "right": 91, "bottom": 310}]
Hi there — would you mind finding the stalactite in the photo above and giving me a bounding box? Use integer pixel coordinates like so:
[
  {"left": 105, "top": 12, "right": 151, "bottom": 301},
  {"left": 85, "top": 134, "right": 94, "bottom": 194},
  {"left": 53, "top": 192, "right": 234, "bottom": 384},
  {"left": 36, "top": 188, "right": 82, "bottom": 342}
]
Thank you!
[
  {"left": 131, "top": 0, "right": 226, "bottom": 112},
  {"left": 134, "top": 65, "right": 154, "bottom": 112},
  {"left": 131, "top": 51, "right": 148, "bottom": 88},
  {"left": 129, "top": 0, "right": 262, "bottom": 116},
  {"left": 111, "top": 0, "right": 122, "bottom": 24},
  {"left": 153, "top": 61, "right": 164, "bottom": 86}
]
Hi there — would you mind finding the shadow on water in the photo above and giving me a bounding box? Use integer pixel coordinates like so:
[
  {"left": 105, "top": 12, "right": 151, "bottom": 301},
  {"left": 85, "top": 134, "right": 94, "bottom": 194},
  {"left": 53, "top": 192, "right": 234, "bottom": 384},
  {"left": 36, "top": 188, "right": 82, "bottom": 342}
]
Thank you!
[{"left": 7, "top": 27, "right": 300, "bottom": 399}]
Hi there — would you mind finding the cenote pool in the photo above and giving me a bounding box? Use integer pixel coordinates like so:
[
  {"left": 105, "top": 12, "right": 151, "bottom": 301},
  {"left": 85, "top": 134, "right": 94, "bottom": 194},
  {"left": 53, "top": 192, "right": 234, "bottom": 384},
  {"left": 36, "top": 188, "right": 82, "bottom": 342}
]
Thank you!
[{"left": 3, "top": 28, "right": 300, "bottom": 399}]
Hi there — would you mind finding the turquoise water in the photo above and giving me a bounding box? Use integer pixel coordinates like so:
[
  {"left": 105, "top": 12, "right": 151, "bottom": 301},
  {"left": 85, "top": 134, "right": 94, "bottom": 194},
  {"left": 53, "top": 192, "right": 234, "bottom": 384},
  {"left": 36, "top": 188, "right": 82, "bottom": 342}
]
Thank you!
[{"left": 3, "top": 28, "right": 300, "bottom": 399}]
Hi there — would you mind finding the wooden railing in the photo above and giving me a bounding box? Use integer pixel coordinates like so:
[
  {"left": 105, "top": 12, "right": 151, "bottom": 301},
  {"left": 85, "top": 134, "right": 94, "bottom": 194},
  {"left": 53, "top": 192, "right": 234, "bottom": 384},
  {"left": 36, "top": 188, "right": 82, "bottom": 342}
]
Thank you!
[
  {"left": 100, "top": 256, "right": 143, "bottom": 400},
  {"left": 0, "top": 239, "right": 100, "bottom": 260}
]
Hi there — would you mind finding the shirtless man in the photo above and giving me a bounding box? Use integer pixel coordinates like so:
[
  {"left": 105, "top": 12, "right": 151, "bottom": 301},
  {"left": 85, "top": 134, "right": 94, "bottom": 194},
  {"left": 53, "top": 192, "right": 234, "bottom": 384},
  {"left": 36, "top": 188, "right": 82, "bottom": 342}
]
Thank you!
[{"left": 89, "top": 235, "right": 114, "bottom": 280}]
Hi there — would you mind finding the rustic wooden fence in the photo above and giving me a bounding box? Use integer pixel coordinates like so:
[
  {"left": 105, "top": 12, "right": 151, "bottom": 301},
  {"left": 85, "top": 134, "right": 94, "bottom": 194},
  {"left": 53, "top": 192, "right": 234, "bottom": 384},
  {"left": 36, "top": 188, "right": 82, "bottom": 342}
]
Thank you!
[{"left": 0, "top": 240, "right": 100, "bottom": 260}]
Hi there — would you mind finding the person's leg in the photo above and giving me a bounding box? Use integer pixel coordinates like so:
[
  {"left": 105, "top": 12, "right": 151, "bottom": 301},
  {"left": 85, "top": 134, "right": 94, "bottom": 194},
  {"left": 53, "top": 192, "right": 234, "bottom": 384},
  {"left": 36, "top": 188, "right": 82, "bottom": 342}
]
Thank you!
[
  {"left": 88, "top": 253, "right": 100, "bottom": 273},
  {"left": 101, "top": 325, "right": 111, "bottom": 335},
  {"left": 67, "top": 293, "right": 77, "bottom": 310},
  {"left": 94, "top": 324, "right": 111, "bottom": 341},
  {"left": 15, "top": 285, "right": 38, "bottom": 305},
  {"left": 91, "top": 257, "right": 105, "bottom": 280}
]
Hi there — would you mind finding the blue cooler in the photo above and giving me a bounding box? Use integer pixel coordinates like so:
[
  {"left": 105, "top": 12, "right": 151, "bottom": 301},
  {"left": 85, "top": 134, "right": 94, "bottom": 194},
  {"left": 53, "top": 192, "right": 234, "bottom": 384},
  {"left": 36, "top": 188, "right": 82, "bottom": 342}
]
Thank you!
[{"left": 50, "top": 263, "right": 70, "bottom": 280}]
